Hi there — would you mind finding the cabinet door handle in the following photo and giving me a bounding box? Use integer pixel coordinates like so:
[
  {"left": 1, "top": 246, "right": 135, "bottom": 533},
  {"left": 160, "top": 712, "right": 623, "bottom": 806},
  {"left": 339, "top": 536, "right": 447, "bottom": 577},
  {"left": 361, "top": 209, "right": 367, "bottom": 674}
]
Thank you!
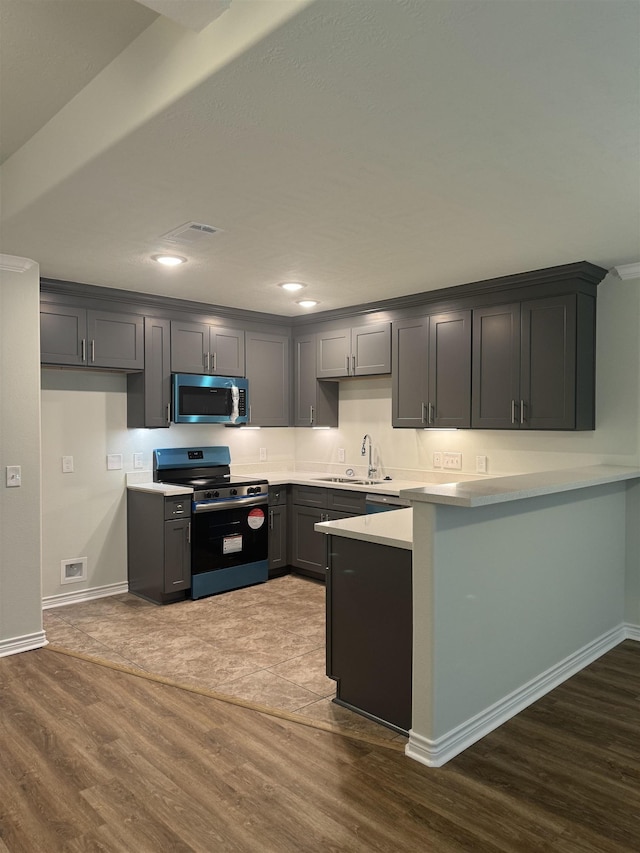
[
  {"left": 520, "top": 400, "right": 525, "bottom": 424},
  {"left": 421, "top": 402, "right": 427, "bottom": 424},
  {"left": 166, "top": 403, "right": 171, "bottom": 425},
  {"left": 428, "top": 402, "right": 434, "bottom": 425},
  {"left": 269, "top": 509, "right": 274, "bottom": 529},
  {"left": 187, "top": 521, "right": 191, "bottom": 544},
  {"left": 511, "top": 400, "right": 516, "bottom": 424},
  {"left": 346, "top": 355, "right": 350, "bottom": 375},
  {"left": 81, "top": 339, "right": 86, "bottom": 362},
  {"left": 212, "top": 352, "right": 217, "bottom": 372},
  {"left": 352, "top": 355, "right": 356, "bottom": 374},
  {"left": 90, "top": 339, "right": 95, "bottom": 363},
  {"left": 310, "top": 405, "right": 315, "bottom": 425},
  {"left": 248, "top": 405, "right": 252, "bottom": 424},
  {"left": 204, "top": 351, "right": 209, "bottom": 371}
]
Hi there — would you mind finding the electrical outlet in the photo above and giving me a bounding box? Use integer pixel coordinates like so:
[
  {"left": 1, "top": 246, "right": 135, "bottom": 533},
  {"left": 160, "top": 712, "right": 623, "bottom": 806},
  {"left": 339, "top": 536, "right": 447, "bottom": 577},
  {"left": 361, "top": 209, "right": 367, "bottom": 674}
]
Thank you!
[
  {"left": 476, "top": 455, "right": 488, "bottom": 474},
  {"left": 62, "top": 455, "right": 74, "bottom": 473},
  {"left": 337, "top": 448, "right": 345, "bottom": 463},
  {"left": 107, "top": 454, "right": 123, "bottom": 470},
  {"left": 442, "top": 452, "right": 462, "bottom": 470},
  {"left": 133, "top": 453, "right": 144, "bottom": 469},
  {"left": 259, "top": 447, "right": 267, "bottom": 462},
  {"left": 433, "top": 452, "right": 442, "bottom": 468}
]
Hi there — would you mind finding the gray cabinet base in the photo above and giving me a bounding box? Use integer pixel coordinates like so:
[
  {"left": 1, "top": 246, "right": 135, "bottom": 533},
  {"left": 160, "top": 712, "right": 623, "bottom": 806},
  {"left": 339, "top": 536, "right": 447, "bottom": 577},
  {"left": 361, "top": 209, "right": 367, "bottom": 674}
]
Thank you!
[{"left": 327, "top": 536, "right": 412, "bottom": 733}]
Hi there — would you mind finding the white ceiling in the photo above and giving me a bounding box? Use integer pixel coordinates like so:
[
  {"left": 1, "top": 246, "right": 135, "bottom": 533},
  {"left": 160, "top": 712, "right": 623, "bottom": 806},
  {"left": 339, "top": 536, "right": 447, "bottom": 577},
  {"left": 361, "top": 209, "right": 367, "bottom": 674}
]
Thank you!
[{"left": 1, "top": 0, "right": 639, "bottom": 316}]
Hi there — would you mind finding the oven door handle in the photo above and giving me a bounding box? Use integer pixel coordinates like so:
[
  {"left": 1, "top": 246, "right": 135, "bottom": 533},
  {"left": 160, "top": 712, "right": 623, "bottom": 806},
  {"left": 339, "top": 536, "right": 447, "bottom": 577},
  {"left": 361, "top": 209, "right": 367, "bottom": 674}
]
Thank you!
[{"left": 193, "top": 495, "right": 268, "bottom": 513}]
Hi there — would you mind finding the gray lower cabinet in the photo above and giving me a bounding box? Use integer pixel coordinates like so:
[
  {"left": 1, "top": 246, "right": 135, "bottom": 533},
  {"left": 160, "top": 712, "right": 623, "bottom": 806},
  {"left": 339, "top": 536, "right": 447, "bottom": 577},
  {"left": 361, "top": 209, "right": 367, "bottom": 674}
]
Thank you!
[
  {"left": 472, "top": 294, "right": 594, "bottom": 430},
  {"left": 392, "top": 310, "right": 471, "bottom": 428},
  {"left": 127, "top": 490, "right": 191, "bottom": 604},
  {"left": 245, "top": 331, "right": 291, "bottom": 426},
  {"left": 290, "top": 486, "right": 366, "bottom": 580},
  {"left": 326, "top": 536, "right": 412, "bottom": 733},
  {"left": 316, "top": 322, "right": 391, "bottom": 378},
  {"left": 170, "top": 320, "right": 245, "bottom": 376},
  {"left": 268, "top": 486, "right": 289, "bottom": 576},
  {"left": 293, "top": 333, "right": 339, "bottom": 427},
  {"left": 41, "top": 305, "right": 144, "bottom": 370},
  {"left": 127, "top": 317, "right": 171, "bottom": 428}
]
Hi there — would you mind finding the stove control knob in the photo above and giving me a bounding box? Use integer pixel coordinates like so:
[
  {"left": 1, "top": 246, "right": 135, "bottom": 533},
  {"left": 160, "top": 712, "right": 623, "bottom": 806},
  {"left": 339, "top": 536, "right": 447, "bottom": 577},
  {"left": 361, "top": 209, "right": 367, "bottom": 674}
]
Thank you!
[
  {"left": 213, "top": 491, "right": 220, "bottom": 499},
  {"left": 204, "top": 491, "right": 212, "bottom": 499},
  {"left": 230, "top": 488, "right": 238, "bottom": 496},
  {"left": 247, "top": 486, "right": 256, "bottom": 495}
]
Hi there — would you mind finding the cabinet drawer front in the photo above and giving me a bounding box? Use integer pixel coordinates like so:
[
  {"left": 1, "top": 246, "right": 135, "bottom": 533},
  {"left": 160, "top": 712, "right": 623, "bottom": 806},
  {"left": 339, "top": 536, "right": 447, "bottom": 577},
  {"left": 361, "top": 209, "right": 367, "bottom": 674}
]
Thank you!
[
  {"left": 292, "top": 485, "right": 327, "bottom": 508},
  {"left": 268, "top": 486, "right": 288, "bottom": 506},
  {"left": 326, "top": 489, "right": 366, "bottom": 515},
  {"left": 165, "top": 497, "right": 191, "bottom": 519}
]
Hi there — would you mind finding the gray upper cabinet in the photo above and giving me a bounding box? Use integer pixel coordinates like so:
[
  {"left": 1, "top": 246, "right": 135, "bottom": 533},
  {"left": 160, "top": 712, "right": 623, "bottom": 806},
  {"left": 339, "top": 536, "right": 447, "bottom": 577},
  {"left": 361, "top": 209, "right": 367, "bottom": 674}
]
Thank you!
[
  {"left": 472, "top": 304, "right": 521, "bottom": 429},
  {"left": 293, "top": 333, "right": 339, "bottom": 427},
  {"left": 41, "top": 305, "right": 143, "bottom": 370},
  {"left": 41, "top": 305, "right": 87, "bottom": 366},
  {"left": 392, "top": 316, "right": 429, "bottom": 428},
  {"left": 245, "top": 330, "right": 291, "bottom": 426},
  {"left": 429, "top": 310, "right": 472, "bottom": 428},
  {"left": 127, "top": 317, "right": 171, "bottom": 429},
  {"left": 472, "top": 294, "right": 593, "bottom": 430},
  {"left": 170, "top": 320, "right": 245, "bottom": 376},
  {"left": 316, "top": 322, "right": 391, "bottom": 378},
  {"left": 392, "top": 310, "right": 471, "bottom": 428}
]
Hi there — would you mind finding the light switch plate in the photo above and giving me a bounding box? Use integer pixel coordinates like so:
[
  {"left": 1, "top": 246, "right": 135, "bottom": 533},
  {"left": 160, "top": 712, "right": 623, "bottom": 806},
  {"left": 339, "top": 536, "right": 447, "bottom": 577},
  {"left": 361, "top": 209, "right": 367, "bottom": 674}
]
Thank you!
[
  {"left": 337, "top": 448, "right": 345, "bottom": 462},
  {"left": 476, "top": 455, "right": 488, "bottom": 473},
  {"left": 6, "top": 465, "right": 21, "bottom": 487},
  {"left": 442, "top": 452, "right": 462, "bottom": 470},
  {"left": 133, "top": 453, "right": 144, "bottom": 469},
  {"left": 433, "top": 452, "right": 442, "bottom": 468},
  {"left": 259, "top": 447, "right": 267, "bottom": 462},
  {"left": 62, "top": 455, "right": 74, "bottom": 473}
]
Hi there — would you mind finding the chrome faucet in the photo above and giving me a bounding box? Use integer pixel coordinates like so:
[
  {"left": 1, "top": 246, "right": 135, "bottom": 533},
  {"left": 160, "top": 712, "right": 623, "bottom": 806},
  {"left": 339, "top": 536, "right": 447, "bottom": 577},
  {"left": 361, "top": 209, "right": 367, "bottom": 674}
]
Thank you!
[{"left": 361, "top": 434, "right": 377, "bottom": 478}]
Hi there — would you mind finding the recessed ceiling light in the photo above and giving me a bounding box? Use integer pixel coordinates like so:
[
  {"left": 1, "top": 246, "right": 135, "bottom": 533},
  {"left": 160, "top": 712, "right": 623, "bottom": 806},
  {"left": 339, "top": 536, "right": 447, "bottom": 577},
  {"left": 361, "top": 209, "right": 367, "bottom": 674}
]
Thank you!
[
  {"left": 152, "top": 254, "right": 187, "bottom": 266},
  {"left": 279, "top": 282, "right": 305, "bottom": 292},
  {"left": 296, "top": 299, "right": 319, "bottom": 308}
]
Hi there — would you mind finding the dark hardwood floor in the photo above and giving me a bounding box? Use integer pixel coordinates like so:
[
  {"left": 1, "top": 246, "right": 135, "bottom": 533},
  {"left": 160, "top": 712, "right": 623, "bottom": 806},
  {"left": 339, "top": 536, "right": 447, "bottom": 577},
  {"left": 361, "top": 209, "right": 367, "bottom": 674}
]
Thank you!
[{"left": 1, "top": 640, "right": 639, "bottom": 852}]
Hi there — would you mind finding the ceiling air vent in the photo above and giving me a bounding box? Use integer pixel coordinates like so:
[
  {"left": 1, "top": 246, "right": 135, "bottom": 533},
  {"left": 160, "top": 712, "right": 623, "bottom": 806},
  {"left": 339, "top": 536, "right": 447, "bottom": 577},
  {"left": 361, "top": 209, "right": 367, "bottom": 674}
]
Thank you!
[{"left": 160, "top": 222, "right": 222, "bottom": 245}]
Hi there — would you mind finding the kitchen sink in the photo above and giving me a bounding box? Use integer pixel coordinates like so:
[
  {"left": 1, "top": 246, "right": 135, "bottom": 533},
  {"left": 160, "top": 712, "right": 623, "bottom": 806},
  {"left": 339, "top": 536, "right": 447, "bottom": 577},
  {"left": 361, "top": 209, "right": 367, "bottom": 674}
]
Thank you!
[{"left": 313, "top": 476, "right": 385, "bottom": 485}]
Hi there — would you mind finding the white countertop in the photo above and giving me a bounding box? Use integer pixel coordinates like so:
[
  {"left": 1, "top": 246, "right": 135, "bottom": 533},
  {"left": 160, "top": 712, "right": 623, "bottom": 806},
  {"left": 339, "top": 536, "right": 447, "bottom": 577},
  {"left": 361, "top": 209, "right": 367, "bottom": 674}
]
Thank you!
[
  {"left": 127, "top": 482, "right": 193, "bottom": 497},
  {"left": 250, "top": 470, "right": 482, "bottom": 496},
  {"left": 315, "top": 507, "right": 412, "bottom": 550},
  {"left": 400, "top": 464, "right": 640, "bottom": 508}
]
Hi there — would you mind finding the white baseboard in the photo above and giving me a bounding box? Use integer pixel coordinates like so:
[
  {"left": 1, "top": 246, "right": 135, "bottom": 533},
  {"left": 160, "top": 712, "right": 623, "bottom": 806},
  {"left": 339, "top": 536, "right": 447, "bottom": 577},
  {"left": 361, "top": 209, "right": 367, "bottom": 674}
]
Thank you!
[
  {"left": 42, "top": 581, "right": 129, "bottom": 610},
  {"left": 406, "top": 624, "right": 628, "bottom": 768},
  {"left": 0, "top": 630, "right": 48, "bottom": 658},
  {"left": 625, "top": 622, "right": 640, "bottom": 642}
]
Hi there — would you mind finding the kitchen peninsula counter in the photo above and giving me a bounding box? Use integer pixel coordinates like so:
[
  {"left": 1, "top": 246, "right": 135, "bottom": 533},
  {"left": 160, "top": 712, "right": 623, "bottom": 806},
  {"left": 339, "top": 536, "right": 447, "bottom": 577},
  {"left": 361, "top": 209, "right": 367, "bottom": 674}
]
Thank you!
[{"left": 314, "top": 464, "right": 640, "bottom": 769}]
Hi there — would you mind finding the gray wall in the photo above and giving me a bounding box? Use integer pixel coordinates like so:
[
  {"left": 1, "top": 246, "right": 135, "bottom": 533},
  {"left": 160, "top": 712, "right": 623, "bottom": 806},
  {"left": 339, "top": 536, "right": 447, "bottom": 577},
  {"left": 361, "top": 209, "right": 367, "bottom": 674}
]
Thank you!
[
  {"left": 0, "top": 257, "right": 44, "bottom": 654},
  {"left": 410, "top": 480, "right": 630, "bottom": 764}
]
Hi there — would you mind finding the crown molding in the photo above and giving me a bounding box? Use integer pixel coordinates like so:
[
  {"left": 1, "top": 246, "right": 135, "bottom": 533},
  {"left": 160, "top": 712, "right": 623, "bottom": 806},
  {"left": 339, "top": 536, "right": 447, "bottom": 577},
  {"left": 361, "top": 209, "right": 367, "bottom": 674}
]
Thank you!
[
  {"left": 0, "top": 254, "right": 38, "bottom": 273},
  {"left": 613, "top": 262, "right": 640, "bottom": 281}
]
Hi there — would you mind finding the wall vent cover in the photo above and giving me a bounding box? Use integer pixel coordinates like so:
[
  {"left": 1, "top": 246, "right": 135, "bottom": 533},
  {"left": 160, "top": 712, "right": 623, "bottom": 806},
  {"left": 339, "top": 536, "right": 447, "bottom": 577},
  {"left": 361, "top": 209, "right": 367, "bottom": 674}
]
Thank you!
[{"left": 160, "top": 222, "right": 222, "bottom": 245}]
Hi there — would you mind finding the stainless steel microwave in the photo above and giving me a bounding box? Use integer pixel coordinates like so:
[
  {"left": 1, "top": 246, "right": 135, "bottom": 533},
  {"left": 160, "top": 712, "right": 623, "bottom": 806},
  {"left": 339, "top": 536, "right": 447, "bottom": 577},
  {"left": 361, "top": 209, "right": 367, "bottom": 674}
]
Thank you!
[{"left": 172, "top": 374, "right": 249, "bottom": 425}]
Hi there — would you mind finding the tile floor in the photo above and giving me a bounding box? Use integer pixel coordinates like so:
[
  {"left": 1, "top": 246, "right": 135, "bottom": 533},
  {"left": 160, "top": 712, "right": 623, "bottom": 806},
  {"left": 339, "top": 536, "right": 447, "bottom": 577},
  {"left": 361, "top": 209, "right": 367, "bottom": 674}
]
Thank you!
[{"left": 43, "top": 574, "right": 407, "bottom": 745}]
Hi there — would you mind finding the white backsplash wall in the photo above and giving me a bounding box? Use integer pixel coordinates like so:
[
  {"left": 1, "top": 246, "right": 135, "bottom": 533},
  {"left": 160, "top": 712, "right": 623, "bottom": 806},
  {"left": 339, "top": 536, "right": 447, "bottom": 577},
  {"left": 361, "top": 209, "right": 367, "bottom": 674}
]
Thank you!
[
  {"left": 40, "top": 273, "right": 639, "bottom": 600},
  {"left": 40, "top": 370, "right": 296, "bottom": 600}
]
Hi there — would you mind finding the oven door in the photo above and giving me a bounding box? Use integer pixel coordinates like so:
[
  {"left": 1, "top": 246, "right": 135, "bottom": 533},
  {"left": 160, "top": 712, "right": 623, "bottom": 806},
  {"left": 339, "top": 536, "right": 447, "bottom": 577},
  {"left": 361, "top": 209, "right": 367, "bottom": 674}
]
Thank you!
[{"left": 191, "top": 497, "right": 268, "bottom": 588}]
